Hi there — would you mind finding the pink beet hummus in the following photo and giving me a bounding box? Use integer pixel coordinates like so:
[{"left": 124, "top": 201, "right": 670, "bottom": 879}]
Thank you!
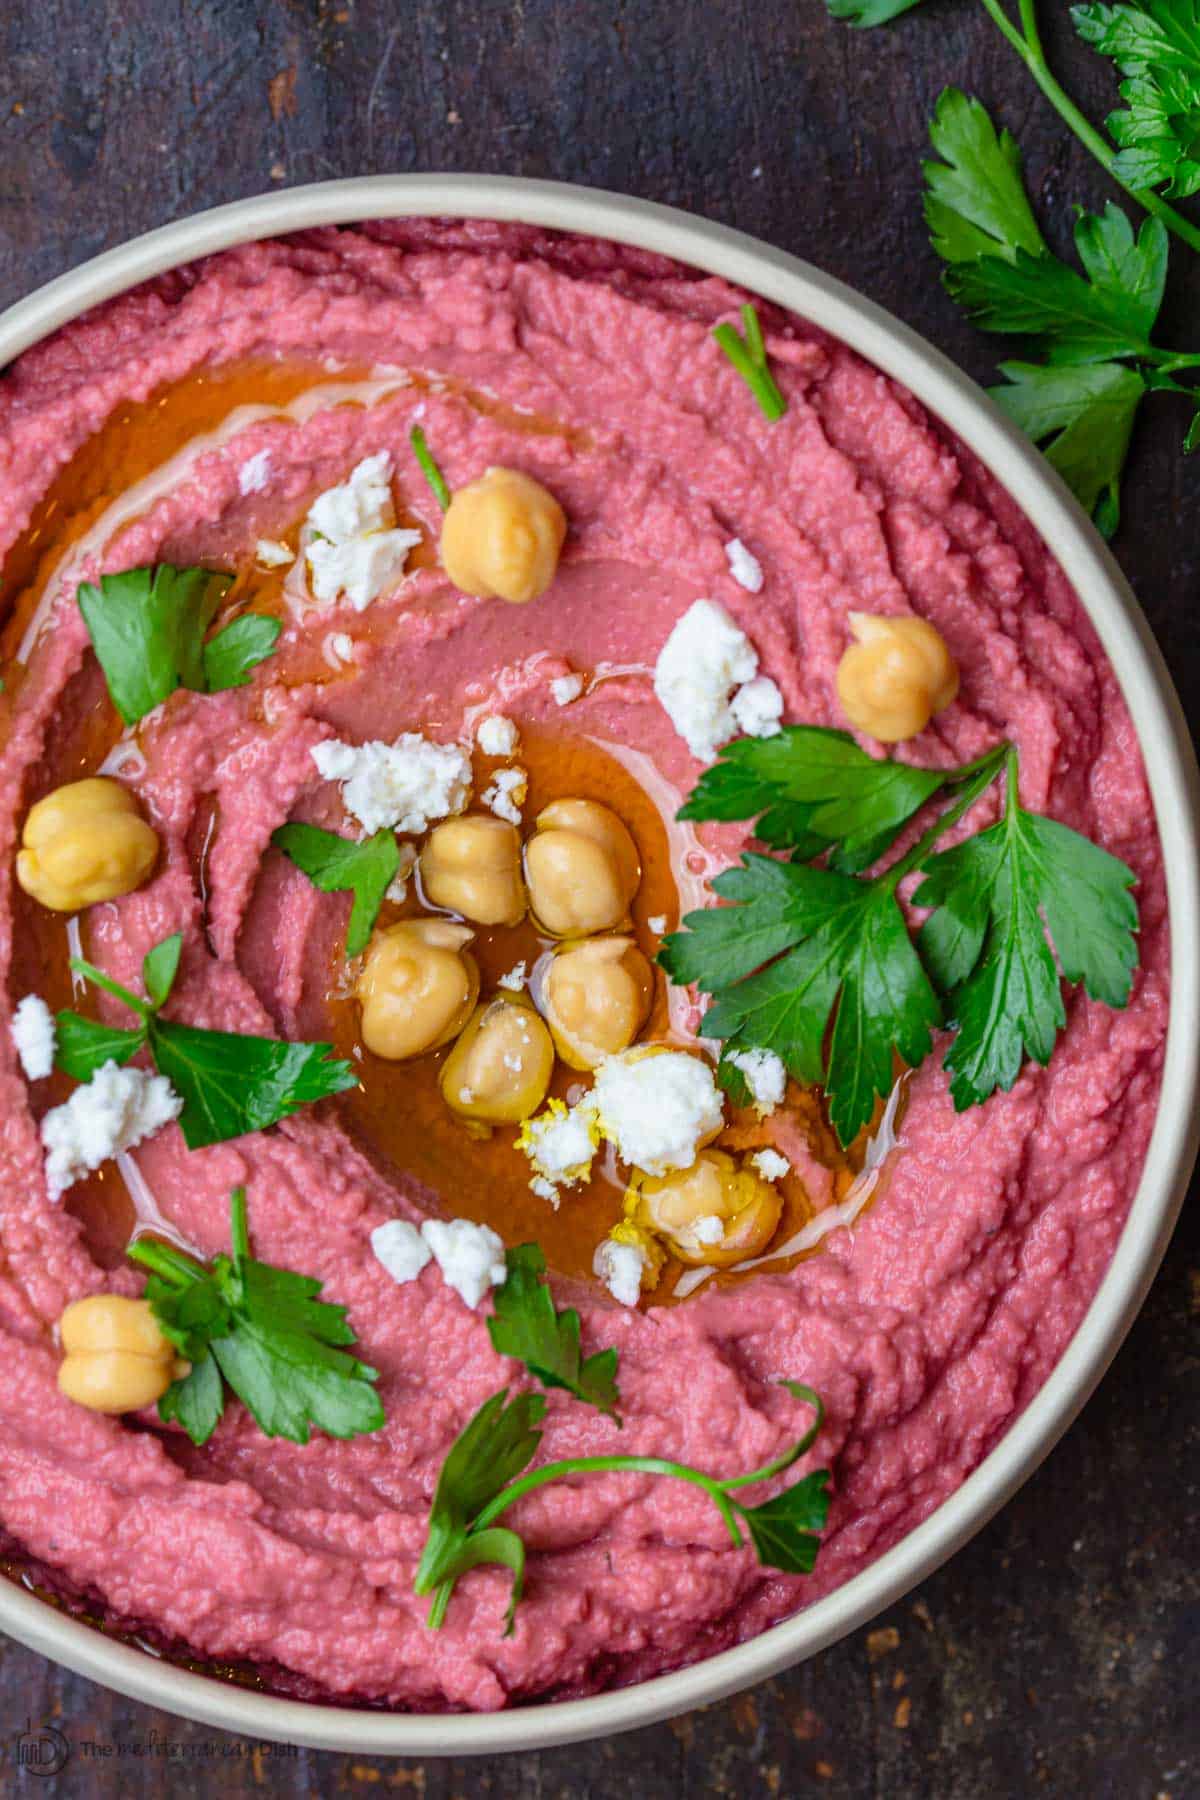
[{"left": 0, "top": 222, "right": 1167, "bottom": 1710}]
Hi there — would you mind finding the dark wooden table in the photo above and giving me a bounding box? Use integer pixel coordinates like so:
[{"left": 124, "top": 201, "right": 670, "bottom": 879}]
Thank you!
[{"left": 1, "top": 3, "right": 1196, "bottom": 1794}]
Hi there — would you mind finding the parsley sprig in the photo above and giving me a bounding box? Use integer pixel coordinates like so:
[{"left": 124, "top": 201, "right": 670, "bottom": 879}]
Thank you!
[
  {"left": 272, "top": 821, "right": 401, "bottom": 957},
  {"left": 713, "top": 303, "right": 787, "bottom": 421},
  {"left": 128, "top": 1187, "right": 384, "bottom": 1446},
  {"left": 78, "top": 565, "right": 281, "bottom": 726},
  {"left": 414, "top": 1382, "right": 829, "bottom": 1634},
  {"left": 823, "top": 3, "right": 1200, "bottom": 532},
  {"left": 661, "top": 728, "right": 1137, "bottom": 1145},
  {"left": 487, "top": 1245, "right": 621, "bottom": 1420},
  {"left": 56, "top": 932, "right": 356, "bottom": 1148}
]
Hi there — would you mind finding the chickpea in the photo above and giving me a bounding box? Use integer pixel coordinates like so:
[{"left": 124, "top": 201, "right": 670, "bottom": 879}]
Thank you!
[
  {"left": 835, "top": 612, "right": 959, "bottom": 744},
  {"left": 356, "top": 919, "right": 479, "bottom": 1060},
  {"left": 17, "top": 777, "right": 159, "bottom": 913},
  {"left": 440, "top": 995, "right": 554, "bottom": 1124},
  {"left": 543, "top": 935, "right": 653, "bottom": 1070},
  {"left": 57, "top": 1294, "right": 187, "bottom": 1414},
  {"left": 419, "top": 815, "right": 525, "bottom": 927},
  {"left": 629, "top": 1148, "right": 783, "bottom": 1266},
  {"left": 525, "top": 798, "right": 641, "bottom": 938},
  {"left": 440, "top": 466, "right": 567, "bottom": 605}
]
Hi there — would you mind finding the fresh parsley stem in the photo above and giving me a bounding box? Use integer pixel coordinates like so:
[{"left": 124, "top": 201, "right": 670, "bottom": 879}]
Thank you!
[
  {"left": 742, "top": 302, "right": 768, "bottom": 368},
  {"left": 426, "top": 1579, "right": 454, "bottom": 1629},
  {"left": 716, "top": 1384, "right": 825, "bottom": 1490},
  {"left": 888, "top": 742, "right": 1009, "bottom": 887},
  {"left": 977, "top": 0, "right": 1200, "bottom": 257},
  {"left": 713, "top": 320, "right": 787, "bottom": 422},
  {"left": 67, "top": 956, "right": 150, "bottom": 1019},
  {"left": 126, "top": 1235, "right": 204, "bottom": 1287},
  {"left": 229, "top": 1186, "right": 250, "bottom": 1267},
  {"left": 410, "top": 425, "right": 451, "bottom": 512}
]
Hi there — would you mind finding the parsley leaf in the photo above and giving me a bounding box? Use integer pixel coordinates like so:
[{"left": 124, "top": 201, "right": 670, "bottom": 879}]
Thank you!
[
  {"left": 677, "top": 726, "right": 948, "bottom": 870},
  {"left": 57, "top": 932, "right": 356, "bottom": 1148},
  {"left": 272, "top": 822, "right": 401, "bottom": 958},
  {"left": 914, "top": 747, "right": 1139, "bottom": 1109},
  {"left": 1075, "top": 3, "right": 1200, "bottom": 197},
  {"left": 129, "top": 1188, "right": 384, "bottom": 1446},
  {"left": 415, "top": 1381, "right": 830, "bottom": 1635},
  {"left": 488, "top": 1245, "right": 621, "bottom": 1420},
  {"left": 990, "top": 359, "right": 1146, "bottom": 536},
  {"left": 77, "top": 565, "right": 280, "bottom": 726},
  {"left": 923, "top": 88, "right": 1047, "bottom": 265},
  {"left": 826, "top": 0, "right": 929, "bottom": 22}
]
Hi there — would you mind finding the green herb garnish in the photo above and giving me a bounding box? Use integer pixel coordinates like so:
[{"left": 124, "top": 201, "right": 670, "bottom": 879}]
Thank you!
[
  {"left": 128, "top": 1187, "right": 384, "bottom": 1446},
  {"left": 410, "top": 424, "right": 451, "bottom": 511},
  {"left": 272, "top": 821, "right": 402, "bottom": 957},
  {"left": 487, "top": 1244, "right": 621, "bottom": 1421},
  {"left": 55, "top": 931, "right": 356, "bottom": 1149},
  {"left": 713, "top": 303, "right": 787, "bottom": 422},
  {"left": 414, "top": 1382, "right": 829, "bottom": 1634},
  {"left": 822, "top": 5, "right": 1200, "bottom": 535},
  {"left": 661, "top": 729, "right": 1137, "bottom": 1145},
  {"left": 77, "top": 564, "right": 281, "bottom": 726}
]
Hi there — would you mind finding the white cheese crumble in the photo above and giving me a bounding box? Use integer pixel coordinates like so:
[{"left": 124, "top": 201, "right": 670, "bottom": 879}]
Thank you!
[
  {"left": 725, "top": 1047, "right": 787, "bottom": 1116},
  {"left": 497, "top": 961, "right": 528, "bottom": 992},
  {"left": 41, "top": 1061, "right": 182, "bottom": 1201},
  {"left": 476, "top": 714, "right": 519, "bottom": 757},
  {"left": 550, "top": 672, "right": 584, "bottom": 706},
  {"left": 592, "top": 1050, "right": 724, "bottom": 1176},
  {"left": 305, "top": 452, "right": 422, "bottom": 612},
  {"left": 530, "top": 1175, "right": 559, "bottom": 1205},
  {"left": 312, "top": 734, "right": 472, "bottom": 835},
  {"left": 520, "top": 1099, "right": 597, "bottom": 1190},
  {"left": 11, "top": 995, "right": 56, "bottom": 1081},
  {"left": 730, "top": 675, "right": 784, "bottom": 740},
  {"left": 692, "top": 1213, "right": 726, "bottom": 1246},
  {"left": 256, "top": 538, "right": 295, "bottom": 568},
  {"left": 371, "top": 1215, "right": 507, "bottom": 1309},
  {"left": 725, "top": 537, "right": 764, "bottom": 592},
  {"left": 652, "top": 598, "right": 759, "bottom": 762},
  {"left": 751, "top": 1148, "right": 791, "bottom": 1183},
  {"left": 386, "top": 842, "right": 419, "bottom": 904},
  {"left": 420, "top": 1217, "right": 508, "bottom": 1309},
  {"left": 593, "top": 1236, "right": 648, "bottom": 1308},
  {"left": 370, "top": 1218, "right": 433, "bottom": 1285},
  {"left": 646, "top": 914, "right": 667, "bottom": 935},
  {"left": 482, "top": 766, "right": 528, "bottom": 826},
  {"left": 238, "top": 448, "right": 273, "bottom": 495}
]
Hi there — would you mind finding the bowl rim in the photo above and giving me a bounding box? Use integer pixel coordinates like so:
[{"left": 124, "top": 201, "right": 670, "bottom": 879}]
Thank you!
[{"left": 0, "top": 174, "right": 1196, "bottom": 1756}]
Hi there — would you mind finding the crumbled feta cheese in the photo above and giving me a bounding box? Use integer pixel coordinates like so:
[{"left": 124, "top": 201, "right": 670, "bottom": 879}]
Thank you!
[
  {"left": 312, "top": 734, "right": 472, "bottom": 835},
  {"left": 329, "top": 632, "right": 354, "bottom": 662},
  {"left": 692, "top": 1213, "right": 726, "bottom": 1246},
  {"left": 550, "top": 672, "right": 584, "bottom": 706},
  {"left": 653, "top": 598, "right": 759, "bottom": 761},
  {"left": 592, "top": 1050, "right": 724, "bottom": 1176},
  {"left": 725, "top": 538, "right": 764, "bottom": 592},
  {"left": 370, "top": 1218, "right": 433, "bottom": 1285},
  {"left": 41, "top": 1061, "right": 182, "bottom": 1201},
  {"left": 530, "top": 1176, "right": 559, "bottom": 1206},
  {"left": 730, "top": 675, "right": 784, "bottom": 739},
  {"left": 726, "top": 1047, "right": 787, "bottom": 1117},
  {"left": 305, "top": 452, "right": 422, "bottom": 611},
  {"left": 256, "top": 538, "right": 295, "bottom": 568},
  {"left": 646, "top": 915, "right": 667, "bottom": 935},
  {"left": 476, "top": 714, "right": 519, "bottom": 757},
  {"left": 420, "top": 1217, "right": 507, "bottom": 1310},
  {"left": 497, "top": 961, "right": 528, "bottom": 992},
  {"left": 238, "top": 448, "right": 273, "bottom": 495},
  {"left": 519, "top": 1099, "right": 598, "bottom": 1191},
  {"left": 593, "top": 1236, "right": 647, "bottom": 1308},
  {"left": 385, "top": 842, "right": 418, "bottom": 904},
  {"left": 751, "top": 1148, "right": 791, "bottom": 1183},
  {"left": 482, "top": 766, "right": 528, "bottom": 826},
  {"left": 11, "top": 994, "right": 55, "bottom": 1081}
]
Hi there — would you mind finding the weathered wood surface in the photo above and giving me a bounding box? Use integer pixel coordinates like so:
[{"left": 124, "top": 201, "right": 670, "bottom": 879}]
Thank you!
[{"left": 0, "top": 2, "right": 1197, "bottom": 1794}]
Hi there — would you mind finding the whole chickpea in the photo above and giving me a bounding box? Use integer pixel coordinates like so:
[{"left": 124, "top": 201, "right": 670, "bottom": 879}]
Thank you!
[
  {"left": 835, "top": 612, "right": 959, "bottom": 744},
  {"left": 440, "top": 995, "right": 554, "bottom": 1125},
  {"left": 17, "top": 777, "right": 159, "bottom": 913},
  {"left": 440, "top": 466, "right": 567, "bottom": 605},
  {"left": 356, "top": 919, "right": 479, "bottom": 1060},
  {"left": 57, "top": 1294, "right": 187, "bottom": 1414},
  {"left": 543, "top": 935, "right": 653, "bottom": 1070},
  {"left": 629, "top": 1148, "right": 783, "bottom": 1266},
  {"left": 525, "top": 798, "right": 641, "bottom": 938},
  {"left": 419, "top": 815, "right": 525, "bottom": 927}
]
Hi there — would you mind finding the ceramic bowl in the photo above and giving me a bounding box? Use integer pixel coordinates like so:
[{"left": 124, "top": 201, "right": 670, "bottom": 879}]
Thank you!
[{"left": 0, "top": 176, "right": 1196, "bottom": 1755}]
